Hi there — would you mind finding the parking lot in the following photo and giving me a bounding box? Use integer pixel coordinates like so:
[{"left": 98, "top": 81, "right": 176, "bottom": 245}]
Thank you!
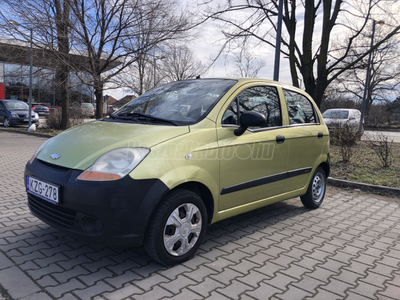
[{"left": 1, "top": 130, "right": 400, "bottom": 300}]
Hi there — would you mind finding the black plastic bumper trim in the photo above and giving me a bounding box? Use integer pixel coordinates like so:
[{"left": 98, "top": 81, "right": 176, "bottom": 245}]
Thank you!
[
  {"left": 220, "top": 167, "right": 312, "bottom": 195},
  {"left": 25, "top": 158, "right": 170, "bottom": 247}
]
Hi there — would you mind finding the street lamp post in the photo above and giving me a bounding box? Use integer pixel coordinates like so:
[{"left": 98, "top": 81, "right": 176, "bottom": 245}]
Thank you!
[
  {"left": 9, "top": 20, "right": 34, "bottom": 128},
  {"left": 359, "top": 19, "right": 384, "bottom": 133},
  {"left": 273, "top": 0, "right": 284, "bottom": 81}
]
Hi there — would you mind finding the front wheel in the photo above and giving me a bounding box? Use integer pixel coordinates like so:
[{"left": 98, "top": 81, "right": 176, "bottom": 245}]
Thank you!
[
  {"left": 3, "top": 117, "right": 10, "bottom": 127},
  {"left": 301, "top": 167, "right": 326, "bottom": 209},
  {"left": 144, "top": 189, "right": 207, "bottom": 266}
]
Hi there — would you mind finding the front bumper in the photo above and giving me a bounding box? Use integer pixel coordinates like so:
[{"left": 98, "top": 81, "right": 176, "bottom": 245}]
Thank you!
[
  {"left": 25, "top": 158, "right": 169, "bottom": 247},
  {"left": 36, "top": 111, "right": 49, "bottom": 116},
  {"left": 10, "top": 117, "right": 39, "bottom": 126}
]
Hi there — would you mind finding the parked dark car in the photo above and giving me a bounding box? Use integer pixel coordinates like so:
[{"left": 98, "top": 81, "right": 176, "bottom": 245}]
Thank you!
[
  {"left": 0, "top": 99, "right": 40, "bottom": 127},
  {"left": 32, "top": 104, "right": 50, "bottom": 116}
]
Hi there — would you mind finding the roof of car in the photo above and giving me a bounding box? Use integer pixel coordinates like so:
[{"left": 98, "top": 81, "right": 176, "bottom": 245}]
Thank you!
[
  {"left": 199, "top": 77, "right": 309, "bottom": 95},
  {"left": 0, "top": 99, "right": 25, "bottom": 102},
  {"left": 324, "top": 108, "right": 360, "bottom": 112}
]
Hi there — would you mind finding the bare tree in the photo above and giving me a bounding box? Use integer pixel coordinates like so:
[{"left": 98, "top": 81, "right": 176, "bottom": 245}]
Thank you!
[
  {"left": 67, "top": 0, "right": 192, "bottom": 118},
  {"left": 0, "top": 0, "right": 72, "bottom": 129},
  {"left": 1, "top": 0, "right": 193, "bottom": 122},
  {"left": 114, "top": 49, "right": 164, "bottom": 97},
  {"left": 203, "top": 0, "right": 400, "bottom": 107},
  {"left": 160, "top": 44, "right": 207, "bottom": 82},
  {"left": 231, "top": 46, "right": 266, "bottom": 78},
  {"left": 115, "top": 43, "right": 206, "bottom": 97},
  {"left": 334, "top": 34, "right": 400, "bottom": 122}
]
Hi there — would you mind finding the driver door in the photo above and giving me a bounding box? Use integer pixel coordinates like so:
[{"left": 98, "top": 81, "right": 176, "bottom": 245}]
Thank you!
[
  {"left": 0, "top": 102, "right": 5, "bottom": 123},
  {"left": 217, "top": 85, "right": 290, "bottom": 212}
]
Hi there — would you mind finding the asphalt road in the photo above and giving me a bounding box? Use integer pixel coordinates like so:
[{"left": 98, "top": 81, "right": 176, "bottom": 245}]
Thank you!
[
  {"left": 363, "top": 130, "right": 400, "bottom": 143},
  {"left": 0, "top": 130, "right": 400, "bottom": 300}
]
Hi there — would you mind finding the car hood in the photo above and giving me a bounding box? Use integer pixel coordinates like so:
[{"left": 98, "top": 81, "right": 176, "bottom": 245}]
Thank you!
[{"left": 36, "top": 120, "right": 189, "bottom": 170}]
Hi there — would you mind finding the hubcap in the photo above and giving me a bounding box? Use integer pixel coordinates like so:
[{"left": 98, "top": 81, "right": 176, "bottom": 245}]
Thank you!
[
  {"left": 163, "top": 203, "right": 202, "bottom": 256},
  {"left": 4, "top": 119, "right": 9, "bottom": 127},
  {"left": 312, "top": 172, "right": 325, "bottom": 203}
]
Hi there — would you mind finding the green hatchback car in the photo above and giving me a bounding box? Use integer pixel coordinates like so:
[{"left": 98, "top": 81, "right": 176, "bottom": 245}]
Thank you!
[{"left": 25, "top": 78, "right": 330, "bottom": 266}]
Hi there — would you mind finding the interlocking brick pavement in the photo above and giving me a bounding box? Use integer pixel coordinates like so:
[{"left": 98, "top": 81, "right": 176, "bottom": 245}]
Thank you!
[{"left": 1, "top": 130, "right": 400, "bottom": 299}]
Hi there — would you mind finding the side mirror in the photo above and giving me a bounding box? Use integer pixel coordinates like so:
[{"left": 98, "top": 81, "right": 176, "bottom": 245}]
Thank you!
[{"left": 234, "top": 111, "right": 266, "bottom": 136}]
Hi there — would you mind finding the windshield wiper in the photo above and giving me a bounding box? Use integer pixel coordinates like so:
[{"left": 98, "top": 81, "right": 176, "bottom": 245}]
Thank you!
[{"left": 113, "top": 112, "right": 178, "bottom": 126}]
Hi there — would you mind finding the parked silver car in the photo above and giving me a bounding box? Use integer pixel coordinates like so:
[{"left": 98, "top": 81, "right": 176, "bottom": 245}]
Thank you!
[
  {"left": 322, "top": 108, "right": 364, "bottom": 136},
  {"left": 71, "top": 103, "right": 95, "bottom": 118}
]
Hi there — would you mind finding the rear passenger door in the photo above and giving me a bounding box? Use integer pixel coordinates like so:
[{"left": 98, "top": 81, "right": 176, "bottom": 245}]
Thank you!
[{"left": 282, "top": 88, "right": 327, "bottom": 193}]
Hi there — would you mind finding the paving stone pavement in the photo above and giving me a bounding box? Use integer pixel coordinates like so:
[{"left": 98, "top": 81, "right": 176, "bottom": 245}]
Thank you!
[{"left": 1, "top": 130, "right": 400, "bottom": 300}]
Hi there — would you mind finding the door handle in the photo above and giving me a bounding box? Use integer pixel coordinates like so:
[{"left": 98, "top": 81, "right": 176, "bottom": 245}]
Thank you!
[
  {"left": 318, "top": 132, "right": 323, "bottom": 139},
  {"left": 276, "top": 135, "right": 285, "bottom": 144}
]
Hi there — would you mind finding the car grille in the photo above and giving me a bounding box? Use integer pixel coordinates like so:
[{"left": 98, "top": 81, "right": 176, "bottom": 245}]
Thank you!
[{"left": 28, "top": 194, "right": 76, "bottom": 229}]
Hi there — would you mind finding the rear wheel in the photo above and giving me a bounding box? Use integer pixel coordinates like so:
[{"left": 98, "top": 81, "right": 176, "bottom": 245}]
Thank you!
[
  {"left": 144, "top": 189, "right": 207, "bottom": 266},
  {"left": 301, "top": 167, "right": 326, "bottom": 209}
]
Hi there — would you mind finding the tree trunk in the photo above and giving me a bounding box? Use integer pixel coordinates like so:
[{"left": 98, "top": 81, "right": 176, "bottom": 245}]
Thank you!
[
  {"left": 94, "top": 81, "right": 104, "bottom": 119},
  {"left": 55, "top": 67, "right": 70, "bottom": 129},
  {"left": 55, "top": 0, "right": 70, "bottom": 130}
]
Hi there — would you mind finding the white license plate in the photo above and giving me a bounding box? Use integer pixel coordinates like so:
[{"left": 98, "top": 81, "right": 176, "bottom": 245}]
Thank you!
[{"left": 27, "top": 176, "right": 59, "bottom": 204}]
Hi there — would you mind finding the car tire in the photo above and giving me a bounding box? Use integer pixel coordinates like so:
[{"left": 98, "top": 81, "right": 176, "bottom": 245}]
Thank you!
[
  {"left": 300, "top": 167, "right": 326, "bottom": 209},
  {"left": 144, "top": 189, "right": 207, "bottom": 266},
  {"left": 3, "top": 117, "right": 10, "bottom": 127}
]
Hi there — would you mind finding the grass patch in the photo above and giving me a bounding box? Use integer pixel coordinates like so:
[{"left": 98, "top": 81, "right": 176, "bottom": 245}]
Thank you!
[{"left": 330, "top": 141, "right": 400, "bottom": 188}]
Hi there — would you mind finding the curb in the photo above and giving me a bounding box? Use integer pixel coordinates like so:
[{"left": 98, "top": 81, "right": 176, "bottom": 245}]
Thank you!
[
  {"left": 328, "top": 178, "right": 400, "bottom": 198},
  {"left": 0, "top": 127, "right": 54, "bottom": 138}
]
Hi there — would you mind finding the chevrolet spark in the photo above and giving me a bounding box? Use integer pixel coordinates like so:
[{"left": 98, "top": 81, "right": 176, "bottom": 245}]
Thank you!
[{"left": 25, "top": 78, "right": 330, "bottom": 266}]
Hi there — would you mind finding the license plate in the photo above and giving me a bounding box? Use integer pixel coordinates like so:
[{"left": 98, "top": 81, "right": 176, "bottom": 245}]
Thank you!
[{"left": 26, "top": 176, "right": 59, "bottom": 204}]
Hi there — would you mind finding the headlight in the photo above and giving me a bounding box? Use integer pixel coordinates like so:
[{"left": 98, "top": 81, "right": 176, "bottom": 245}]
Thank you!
[
  {"left": 77, "top": 148, "right": 150, "bottom": 181},
  {"left": 11, "top": 112, "right": 19, "bottom": 118}
]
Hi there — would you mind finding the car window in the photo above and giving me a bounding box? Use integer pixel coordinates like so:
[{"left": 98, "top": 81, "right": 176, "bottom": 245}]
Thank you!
[
  {"left": 322, "top": 110, "right": 349, "bottom": 119},
  {"left": 283, "top": 89, "right": 316, "bottom": 124},
  {"left": 222, "top": 85, "right": 282, "bottom": 128}
]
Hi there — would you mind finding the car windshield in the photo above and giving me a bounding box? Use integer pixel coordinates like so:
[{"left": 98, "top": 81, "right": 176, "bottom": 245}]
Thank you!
[
  {"left": 113, "top": 79, "right": 237, "bottom": 125},
  {"left": 323, "top": 110, "right": 349, "bottom": 119},
  {"left": 4, "top": 100, "right": 29, "bottom": 111}
]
